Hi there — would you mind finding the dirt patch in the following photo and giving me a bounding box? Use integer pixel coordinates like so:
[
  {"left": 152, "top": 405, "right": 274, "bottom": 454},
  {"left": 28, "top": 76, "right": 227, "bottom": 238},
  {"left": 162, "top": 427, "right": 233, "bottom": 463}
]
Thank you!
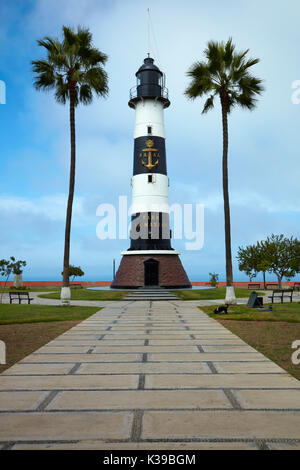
[
  {"left": 219, "top": 320, "right": 300, "bottom": 381},
  {"left": 0, "top": 321, "right": 80, "bottom": 374}
]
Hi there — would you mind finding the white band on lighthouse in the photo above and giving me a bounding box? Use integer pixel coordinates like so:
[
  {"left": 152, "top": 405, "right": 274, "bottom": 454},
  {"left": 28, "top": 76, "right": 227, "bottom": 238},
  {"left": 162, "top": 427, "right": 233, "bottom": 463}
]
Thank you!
[
  {"left": 133, "top": 100, "right": 166, "bottom": 139},
  {"left": 131, "top": 173, "right": 169, "bottom": 215}
]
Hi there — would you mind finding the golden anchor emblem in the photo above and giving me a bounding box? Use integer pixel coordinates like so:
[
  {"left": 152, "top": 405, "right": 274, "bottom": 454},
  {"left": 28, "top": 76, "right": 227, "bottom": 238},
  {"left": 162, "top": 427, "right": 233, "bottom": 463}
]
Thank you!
[{"left": 139, "top": 139, "right": 159, "bottom": 171}]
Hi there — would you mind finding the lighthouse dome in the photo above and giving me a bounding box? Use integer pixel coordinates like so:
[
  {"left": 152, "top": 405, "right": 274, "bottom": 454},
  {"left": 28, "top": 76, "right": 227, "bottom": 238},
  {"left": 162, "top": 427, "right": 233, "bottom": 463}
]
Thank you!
[
  {"left": 129, "top": 56, "right": 170, "bottom": 108},
  {"left": 136, "top": 57, "right": 161, "bottom": 74}
]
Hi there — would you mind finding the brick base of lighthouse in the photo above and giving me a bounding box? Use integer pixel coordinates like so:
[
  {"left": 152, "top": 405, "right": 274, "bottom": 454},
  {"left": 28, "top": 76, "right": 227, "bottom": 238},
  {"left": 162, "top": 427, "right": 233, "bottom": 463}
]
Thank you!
[{"left": 111, "top": 254, "right": 191, "bottom": 289}]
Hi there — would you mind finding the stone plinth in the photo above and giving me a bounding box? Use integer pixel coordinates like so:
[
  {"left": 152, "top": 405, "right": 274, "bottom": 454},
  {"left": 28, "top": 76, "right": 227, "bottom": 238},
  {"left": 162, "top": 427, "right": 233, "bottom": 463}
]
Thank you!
[{"left": 111, "top": 254, "right": 191, "bottom": 289}]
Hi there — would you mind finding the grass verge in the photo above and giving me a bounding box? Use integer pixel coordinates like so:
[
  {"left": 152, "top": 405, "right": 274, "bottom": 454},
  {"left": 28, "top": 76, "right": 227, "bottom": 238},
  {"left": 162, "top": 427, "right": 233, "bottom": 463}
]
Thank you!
[
  {"left": 200, "top": 302, "right": 300, "bottom": 322},
  {"left": 0, "top": 304, "right": 101, "bottom": 374},
  {"left": 38, "top": 288, "right": 128, "bottom": 301},
  {"left": 0, "top": 304, "right": 100, "bottom": 325},
  {"left": 175, "top": 287, "right": 263, "bottom": 300},
  {"left": 0, "top": 321, "right": 83, "bottom": 374},
  {"left": 200, "top": 303, "right": 300, "bottom": 381}
]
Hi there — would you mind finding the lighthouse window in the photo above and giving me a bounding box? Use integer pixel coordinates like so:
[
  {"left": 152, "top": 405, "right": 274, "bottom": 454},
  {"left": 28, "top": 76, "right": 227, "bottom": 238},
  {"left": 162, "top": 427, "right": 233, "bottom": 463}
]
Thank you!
[
  {"left": 147, "top": 126, "right": 152, "bottom": 135},
  {"left": 148, "top": 175, "right": 153, "bottom": 183}
]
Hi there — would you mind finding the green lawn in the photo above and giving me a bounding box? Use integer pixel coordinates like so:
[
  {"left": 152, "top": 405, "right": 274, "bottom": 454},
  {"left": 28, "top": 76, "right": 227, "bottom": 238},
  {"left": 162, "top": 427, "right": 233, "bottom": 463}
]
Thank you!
[
  {"left": 38, "top": 288, "right": 128, "bottom": 301},
  {"left": 174, "top": 287, "right": 262, "bottom": 300},
  {"left": 0, "top": 287, "right": 60, "bottom": 293},
  {"left": 201, "top": 302, "right": 300, "bottom": 322},
  {"left": 200, "top": 302, "right": 300, "bottom": 381},
  {"left": 0, "top": 304, "right": 100, "bottom": 325}
]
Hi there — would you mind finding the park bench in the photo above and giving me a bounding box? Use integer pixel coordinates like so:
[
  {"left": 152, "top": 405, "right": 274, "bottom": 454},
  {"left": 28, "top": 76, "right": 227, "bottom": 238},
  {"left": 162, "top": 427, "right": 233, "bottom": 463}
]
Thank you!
[
  {"left": 70, "top": 283, "right": 83, "bottom": 289},
  {"left": 268, "top": 289, "right": 294, "bottom": 303},
  {"left": 9, "top": 291, "right": 34, "bottom": 304},
  {"left": 292, "top": 282, "right": 300, "bottom": 291},
  {"left": 248, "top": 283, "right": 261, "bottom": 289},
  {"left": 265, "top": 283, "right": 278, "bottom": 289}
]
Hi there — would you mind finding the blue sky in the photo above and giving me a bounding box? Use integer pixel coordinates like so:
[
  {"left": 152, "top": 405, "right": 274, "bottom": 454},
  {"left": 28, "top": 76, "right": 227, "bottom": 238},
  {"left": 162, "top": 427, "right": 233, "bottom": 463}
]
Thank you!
[{"left": 0, "top": 0, "right": 299, "bottom": 282}]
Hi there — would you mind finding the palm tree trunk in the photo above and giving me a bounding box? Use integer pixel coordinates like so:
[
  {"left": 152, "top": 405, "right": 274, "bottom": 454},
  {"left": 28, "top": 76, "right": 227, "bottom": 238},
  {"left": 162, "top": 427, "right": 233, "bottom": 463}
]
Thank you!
[
  {"left": 62, "top": 84, "right": 76, "bottom": 288},
  {"left": 220, "top": 92, "right": 233, "bottom": 287}
]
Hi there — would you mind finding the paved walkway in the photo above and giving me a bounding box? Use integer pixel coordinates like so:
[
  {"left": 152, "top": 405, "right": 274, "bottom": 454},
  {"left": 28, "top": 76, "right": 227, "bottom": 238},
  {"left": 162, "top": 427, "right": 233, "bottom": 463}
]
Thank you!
[
  {"left": 2, "top": 290, "right": 300, "bottom": 307},
  {"left": 0, "top": 300, "right": 300, "bottom": 450}
]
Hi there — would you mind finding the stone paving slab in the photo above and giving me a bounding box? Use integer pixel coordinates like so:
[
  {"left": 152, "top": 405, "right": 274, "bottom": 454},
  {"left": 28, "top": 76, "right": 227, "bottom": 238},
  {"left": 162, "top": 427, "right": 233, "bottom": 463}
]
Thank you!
[
  {"left": 145, "top": 373, "right": 300, "bottom": 389},
  {"left": 234, "top": 390, "right": 300, "bottom": 409},
  {"left": 0, "top": 374, "right": 139, "bottom": 390},
  {"left": 0, "top": 300, "right": 300, "bottom": 450},
  {"left": 2, "top": 364, "right": 74, "bottom": 375},
  {"left": 213, "top": 361, "right": 287, "bottom": 374},
  {"left": 0, "top": 412, "right": 132, "bottom": 440},
  {"left": 10, "top": 441, "right": 258, "bottom": 450},
  {"left": 142, "top": 410, "right": 300, "bottom": 440},
  {"left": 35, "top": 346, "right": 91, "bottom": 354},
  {"left": 267, "top": 442, "right": 300, "bottom": 450},
  {"left": 47, "top": 389, "right": 232, "bottom": 410},
  {"left": 92, "top": 345, "right": 199, "bottom": 353},
  {"left": 77, "top": 362, "right": 212, "bottom": 374},
  {"left": 21, "top": 353, "right": 142, "bottom": 363},
  {"left": 148, "top": 353, "right": 267, "bottom": 362},
  {"left": 0, "top": 391, "right": 47, "bottom": 411},
  {"left": 148, "top": 339, "right": 247, "bottom": 345}
]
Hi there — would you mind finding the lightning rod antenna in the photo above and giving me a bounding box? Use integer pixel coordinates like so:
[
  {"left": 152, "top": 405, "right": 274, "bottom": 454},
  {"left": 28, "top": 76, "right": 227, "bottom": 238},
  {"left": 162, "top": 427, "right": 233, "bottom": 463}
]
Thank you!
[{"left": 147, "top": 8, "right": 150, "bottom": 57}]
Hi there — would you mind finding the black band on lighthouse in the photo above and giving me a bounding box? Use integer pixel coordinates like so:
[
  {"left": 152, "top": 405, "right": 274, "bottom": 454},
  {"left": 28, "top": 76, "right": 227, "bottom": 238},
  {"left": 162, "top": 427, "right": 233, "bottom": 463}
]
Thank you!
[
  {"left": 129, "top": 211, "right": 172, "bottom": 251},
  {"left": 133, "top": 136, "right": 167, "bottom": 175}
]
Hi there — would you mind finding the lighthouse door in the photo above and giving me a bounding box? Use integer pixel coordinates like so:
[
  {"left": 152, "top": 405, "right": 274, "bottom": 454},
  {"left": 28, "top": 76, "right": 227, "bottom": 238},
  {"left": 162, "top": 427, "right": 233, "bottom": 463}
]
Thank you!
[{"left": 144, "top": 259, "right": 159, "bottom": 286}]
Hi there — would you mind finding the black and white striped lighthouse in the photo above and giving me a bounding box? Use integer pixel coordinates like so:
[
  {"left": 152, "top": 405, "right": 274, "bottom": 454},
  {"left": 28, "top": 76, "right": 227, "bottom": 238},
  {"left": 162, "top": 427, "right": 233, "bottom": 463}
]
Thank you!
[{"left": 112, "top": 56, "right": 191, "bottom": 288}]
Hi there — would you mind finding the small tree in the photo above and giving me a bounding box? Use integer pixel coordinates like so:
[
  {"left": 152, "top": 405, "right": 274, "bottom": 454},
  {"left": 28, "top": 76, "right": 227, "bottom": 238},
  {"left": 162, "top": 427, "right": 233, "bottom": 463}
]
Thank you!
[
  {"left": 259, "top": 234, "right": 300, "bottom": 289},
  {"left": 238, "top": 235, "right": 300, "bottom": 289},
  {"left": 209, "top": 272, "right": 219, "bottom": 287},
  {"left": 237, "top": 243, "right": 261, "bottom": 281},
  {"left": 61, "top": 265, "right": 84, "bottom": 282},
  {"left": 0, "top": 257, "right": 26, "bottom": 302}
]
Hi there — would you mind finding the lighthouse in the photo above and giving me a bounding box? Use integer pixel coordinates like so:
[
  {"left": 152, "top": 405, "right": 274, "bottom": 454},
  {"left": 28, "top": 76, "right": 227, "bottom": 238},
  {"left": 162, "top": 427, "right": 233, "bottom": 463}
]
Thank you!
[{"left": 111, "top": 56, "right": 191, "bottom": 289}]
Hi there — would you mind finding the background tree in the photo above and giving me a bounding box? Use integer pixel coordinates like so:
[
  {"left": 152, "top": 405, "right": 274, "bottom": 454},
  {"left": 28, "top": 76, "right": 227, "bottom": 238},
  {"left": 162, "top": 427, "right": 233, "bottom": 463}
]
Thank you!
[
  {"left": 61, "top": 265, "right": 84, "bottom": 282},
  {"left": 0, "top": 257, "right": 26, "bottom": 303},
  {"left": 259, "top": 234, "right": 300, "bottom": 289},
  {"left": 32, "top": 26, "right": 108, "bottom": 305},
  {"left": 237, "top": 243, "right": 261, "bottom": 282},
  {"left": 238, "top": 234, "right": 300, "bottom": 289},
  {"left": 209, "top": 272, "right": 219, "bottom": 287},
  {"left": 185, "top": 38, "right": 263, "bottom": 304}
]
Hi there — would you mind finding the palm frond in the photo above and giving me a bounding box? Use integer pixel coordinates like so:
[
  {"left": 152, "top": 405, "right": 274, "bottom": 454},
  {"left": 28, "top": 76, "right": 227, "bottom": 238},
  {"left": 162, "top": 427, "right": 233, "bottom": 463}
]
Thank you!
[
  {"left": 32, "top": 25, "right": 108, "bottom": 106},
  {"left": 37, "top": 37, "right": 60, "bottom": 54},
  {"left": 79, "top": 84, "right": 93, "bottom": 105},
  {"left": 54, "top": 76, "right": 69, "bottom": 104},
  {"left": 202, "top": 95, "right": 215, "bottom": 114},
  {"left": 76, "top": 26, "right": 92, "bottom": 49},
  {"left": 31, "top": 60, "right": 56, "bottom": 90},
  {"left": 84, "top": 67, "right": 109, "bottom": 97},
  {"left": 185, "top": 61, "right": 217, "bottom": 99},
  {"left": 185, "top": 37, "right": 264, "bottom": 114},
  {"left": 234, "top": 91, "right": 257, "bottom": 110},
  {"left": 224, "top": 37, "right": 235, "bottom": 68}
]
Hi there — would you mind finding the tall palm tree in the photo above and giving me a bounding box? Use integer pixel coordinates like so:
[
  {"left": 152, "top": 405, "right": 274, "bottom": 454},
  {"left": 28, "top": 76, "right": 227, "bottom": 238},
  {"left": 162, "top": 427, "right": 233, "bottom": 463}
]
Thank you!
[
  {"left": 32, "top": 26, "right": 108, "bottom": 305},
  {"left": 185, "top": 38, "right": 263, "bottom": 304}
]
